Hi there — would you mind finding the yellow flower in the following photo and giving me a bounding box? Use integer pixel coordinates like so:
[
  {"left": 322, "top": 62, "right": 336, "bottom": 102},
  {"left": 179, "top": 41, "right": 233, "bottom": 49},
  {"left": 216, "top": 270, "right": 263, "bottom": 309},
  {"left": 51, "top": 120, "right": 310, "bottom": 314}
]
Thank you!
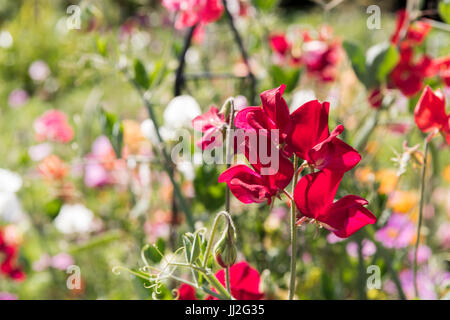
[
  {"left": 444, "top": 165, "right": 450, "bottom": 183},
  {"left": 376, "top": 169, "right": 398, "bottom": 194}
]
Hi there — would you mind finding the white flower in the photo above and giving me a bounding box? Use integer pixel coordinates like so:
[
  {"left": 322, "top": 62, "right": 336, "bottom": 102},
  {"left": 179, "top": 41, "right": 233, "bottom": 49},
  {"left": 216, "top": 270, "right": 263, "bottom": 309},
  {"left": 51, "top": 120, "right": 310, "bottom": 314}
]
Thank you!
[
  {"left": 0, "top": 169, "right": 22, "bottom": 193},
  {"left": 29, "top": 60, "right": 50, "bottom": 82},
  {"left": 0, "top": 193, "right": 25, "bottom": 223},
  {"left": 291, "top": 90, "right": 316, "bottom": 112},
  {"left": 0, "top": 169, "right": 25, "bottom": 223},
  {"left": 0, "top": 30, "right": 13, "bottom": 48},
  {"left": 54, "top": 204, "right": 94, "bottom": 234},
  {"left": 177, "top": 160, "right": 195, "bottom": 181},
  {"left": 163, "top": 95, "right": 201, "bottom": 130},
  {"left": 140, "top": 119, "right": 159, "bottom": 144}
]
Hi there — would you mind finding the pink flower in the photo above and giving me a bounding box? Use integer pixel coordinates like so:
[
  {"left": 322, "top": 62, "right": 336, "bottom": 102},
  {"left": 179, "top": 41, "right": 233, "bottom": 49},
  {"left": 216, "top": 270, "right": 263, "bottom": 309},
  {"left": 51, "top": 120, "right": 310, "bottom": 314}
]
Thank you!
[
  {"left": 192, "top": 106, "right": 225, "bottom": 150},
  {"left": 375, "top": 213, "right": 415, "bottom": 249},
  {"left": 84, "top": 136, "right": 117, "bottom": 188},
  {"left": 346, "top": 240, "right": 376, "bottom": 258},
  {"left": 408, "top": 245, "right": 431, "bottom": 265},
  {"left": 33, "top": 110, "right": 74, "bottom": 143},
  {"left": 8, "top": 89, "right": 29, "bottom": 108},
  {"left": 162, "top": 0, "right": 224, "bottom": 30}
]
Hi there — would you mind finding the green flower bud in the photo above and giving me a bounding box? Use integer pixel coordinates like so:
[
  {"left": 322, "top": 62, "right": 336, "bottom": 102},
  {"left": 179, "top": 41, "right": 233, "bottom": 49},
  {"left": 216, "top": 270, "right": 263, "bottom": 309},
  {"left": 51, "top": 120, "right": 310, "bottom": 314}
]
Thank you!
[{"left": 213, "top": 224, "right": 237, "bottom": 268}]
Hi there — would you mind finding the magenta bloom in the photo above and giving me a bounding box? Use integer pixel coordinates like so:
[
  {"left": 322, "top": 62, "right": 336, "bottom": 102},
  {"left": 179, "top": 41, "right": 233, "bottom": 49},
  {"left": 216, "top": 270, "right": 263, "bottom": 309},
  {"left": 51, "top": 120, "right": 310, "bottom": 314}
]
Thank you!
[
  {"left": 33, "top": 110, "right": 74, "bottom": 143},
  {"left": 374, "top": 213, "right": 416, "bottom": 249},
  {"left": 192, "top": 106, "right": 225, "bottom": 150},
  {"left": 0, "top": 292, "right": 18, "bottom": 300}
]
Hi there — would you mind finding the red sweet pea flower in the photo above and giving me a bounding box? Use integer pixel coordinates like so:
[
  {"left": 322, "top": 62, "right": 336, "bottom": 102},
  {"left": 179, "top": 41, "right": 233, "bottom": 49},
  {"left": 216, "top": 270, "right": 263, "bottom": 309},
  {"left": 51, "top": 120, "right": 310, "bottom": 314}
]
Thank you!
[
  {"left": 178, "top": 283, "right": 197, "bottom": 300},
  {"left": 390, "top": 10, "right": 431, "bottom": 46},
  {"left": 219, "top": 131, "right": 294, "bottom": 204},
  {"left": 209, "top": 261, "right": 264, "bottom": 300},
  {"left": 368, "top": 88, "right": 383, "bottom": 109},
  {"left": 192, "top": 106, "right": 226, "bottom": 150},
  {"left": 414, "top": 86, "right": 450, "bottom": 144},
  {"left": 235, "top": 85, "right": 291, "bottom": 142},
  {"left": 430, "top": 56, "right": 450, "bottom": 87},
  {"left": 269, "top": 33, "right": 291, "bottom": 57},
  {"left": 389, "top": 45, "right": 434, "bottom": 97},
  {"left": 178, "top": 261, "right": 264, "bottom": 300},
  {"left": 0, "top": 229, "right": 26, "bottom": 281},
  {"left": 288, "top": 100, "right": 361, "bottom": 172},
  {"left": 406, "top": 21, "right": 431, "bottom": 44},
  {"left": 162, "top": 0, "right": 224, "bottom": 30},
  {"left": 302, "top": 40, "right": 340, "bottom": 82},
  {"left": 294, "top": 169, "right": 376, "bottom": 238}
]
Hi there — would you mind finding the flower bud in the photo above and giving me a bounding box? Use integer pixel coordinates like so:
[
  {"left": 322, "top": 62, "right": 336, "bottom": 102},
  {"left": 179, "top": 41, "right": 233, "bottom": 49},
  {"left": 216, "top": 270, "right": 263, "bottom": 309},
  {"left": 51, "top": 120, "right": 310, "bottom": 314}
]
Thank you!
[{"left": 213, "top": 224, "right": 237, "bottom": 268}]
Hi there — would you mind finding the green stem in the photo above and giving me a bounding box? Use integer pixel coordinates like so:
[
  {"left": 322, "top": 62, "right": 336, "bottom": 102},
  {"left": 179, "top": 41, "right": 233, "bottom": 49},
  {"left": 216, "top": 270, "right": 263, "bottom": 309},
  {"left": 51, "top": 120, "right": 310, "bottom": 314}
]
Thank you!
[
  {"left": 226, "top": 266, "right": 231, "bottom": 296},
  {"left": 225, "top": 98, "right": 236, "bottom": 213},
  {"left": 413, "top": 137, "right": 429, "bottom": 298},
  {"left": 354, "top": 109, "right": 380, "bottom": 151},
  {"left": 288, "top": 155, "right": 299, "bottom": 300},
  {"left": 129, "top": 80, "right": 195, "bottom": 231},
  {"left": 204, "top": 272, "right": 232, "bottom": 300}
]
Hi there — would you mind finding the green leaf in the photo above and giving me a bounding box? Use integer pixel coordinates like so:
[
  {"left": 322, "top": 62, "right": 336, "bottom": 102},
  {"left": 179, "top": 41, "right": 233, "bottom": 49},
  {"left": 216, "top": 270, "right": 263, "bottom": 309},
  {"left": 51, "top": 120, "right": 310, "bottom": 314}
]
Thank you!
[
  {"left": 193, "top": 164, "right": 226, "bottom": 212},
  {"left": 365, "top": 42, "right": 399, "bottom": 88},
  {"left": 439, "top": 0, "right": 450, "bottom": 24},
  {"left": 269, "top": 65, "right": 301, "bottom": 93},
  {"left": 148, "top": 60, "right": 167, "bottom": 88},
  {"left": 183, "top": 235, "right": 192, "bottom": 263},
  {"left": 99, "top": 108, "right": 123, "bottom": 158},
  {"left": 143, "top": 238, "right": 166, "bottom": 263},
  {"left": 133, "top": 59, "right": 149, "bottom": 89},
  {"left": 96, "top": 37, "right": 107, "bottom": 57},
  {"left": 343, "top": 41, "right": 367, "bottom": 86},
  {"left": 190, "top": 232, "right": 201, "bottom": 264},
  {"left": 252, "top": 0, "right": 279, "bottom": 11}
]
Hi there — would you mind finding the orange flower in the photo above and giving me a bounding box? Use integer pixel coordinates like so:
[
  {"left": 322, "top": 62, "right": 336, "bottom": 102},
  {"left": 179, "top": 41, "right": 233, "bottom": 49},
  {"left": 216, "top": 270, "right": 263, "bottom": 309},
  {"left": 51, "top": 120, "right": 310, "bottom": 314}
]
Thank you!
[
  {"left": 387, "top": 190, "right": 418, "bottom": 213},
  {"left": 38, "top": 155, "right": 68, "bottom": 180},
  {"left": 123, "top": 120, "right": 147, "bottom": 154}
]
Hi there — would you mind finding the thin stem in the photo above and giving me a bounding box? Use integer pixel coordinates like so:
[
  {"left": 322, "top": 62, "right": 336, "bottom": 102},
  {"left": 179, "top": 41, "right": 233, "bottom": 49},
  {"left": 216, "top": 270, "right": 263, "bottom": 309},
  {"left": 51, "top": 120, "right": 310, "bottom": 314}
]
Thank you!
[
  {"left": 354, "top": 109, "right": 380, "bottom": 151},
  {"left": 225, "top": 99, "right": 236, "bottom": 213},
  {"left": 202, "top": 211, "right": 230, "bottom": 269},
  {"left": 129, "top": 80, "right": 195, "bottom": 231},
  {"left": 413, "top": 137, "right": 429, "bottom": 298},
  {"left": 225, "top": 266, "right": 231, "bottom": 296},
  {"left": 174, "top": 25, "right": 197, "bottom": 96},
  {"left": 222, "top": 0, "right": 257, "bottom": 104},
  {"left": 288, "top": 155, "right": 299, "bottom": 300}
]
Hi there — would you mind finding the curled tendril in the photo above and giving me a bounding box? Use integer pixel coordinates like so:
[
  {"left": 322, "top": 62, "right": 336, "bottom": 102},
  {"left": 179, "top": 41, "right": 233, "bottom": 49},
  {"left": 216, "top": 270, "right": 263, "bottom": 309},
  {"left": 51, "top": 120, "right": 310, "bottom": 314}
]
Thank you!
[{"left": 172, "top": 288, "right": 181, "bottom": 300}]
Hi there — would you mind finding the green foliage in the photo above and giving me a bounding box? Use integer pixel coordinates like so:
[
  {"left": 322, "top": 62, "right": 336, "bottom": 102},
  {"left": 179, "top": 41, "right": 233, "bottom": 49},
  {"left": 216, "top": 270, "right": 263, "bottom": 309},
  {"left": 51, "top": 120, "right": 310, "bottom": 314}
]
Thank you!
[
  {"left": 269, "top": 65, "right": 302, "bottom": 93},
  {"left": 439, "top": 0, "right": 450, "bottom": 24},
  {"left": 344, "top": 41, "right": 399, "bottom": 89},
  {"left": 193, "top": 164, "right": 226, "bottom": 212}
]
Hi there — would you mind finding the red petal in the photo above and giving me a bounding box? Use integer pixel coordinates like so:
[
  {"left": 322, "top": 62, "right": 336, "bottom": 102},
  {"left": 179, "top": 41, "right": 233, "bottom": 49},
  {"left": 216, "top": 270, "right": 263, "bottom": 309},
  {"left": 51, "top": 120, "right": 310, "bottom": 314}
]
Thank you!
[
  {"left": 288, "top": 100, "right": 330, "bottom": 160},
  {"left": 322, "top": 195, "right": 376, "bottom": 238},
  {"left": 414, "top": 86, "right": 447, "bottom": 133},
  {"left": 260, "top": 85, "right": 291, "bottom": 138},
  {"left": 294, "top": 169, "right": 342, "bottom": 219},
  {"left": 178, "top": 283, "right": 197, "bottom": 300},
  {"left": 308, "top": 126, "right": 361, "bottom": 172},
  {"left": 234, "top": 107, "right": 275, "bottom": 131},
  {"left": 218, "top": 165, "right": 269, "bottom": 203}
]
